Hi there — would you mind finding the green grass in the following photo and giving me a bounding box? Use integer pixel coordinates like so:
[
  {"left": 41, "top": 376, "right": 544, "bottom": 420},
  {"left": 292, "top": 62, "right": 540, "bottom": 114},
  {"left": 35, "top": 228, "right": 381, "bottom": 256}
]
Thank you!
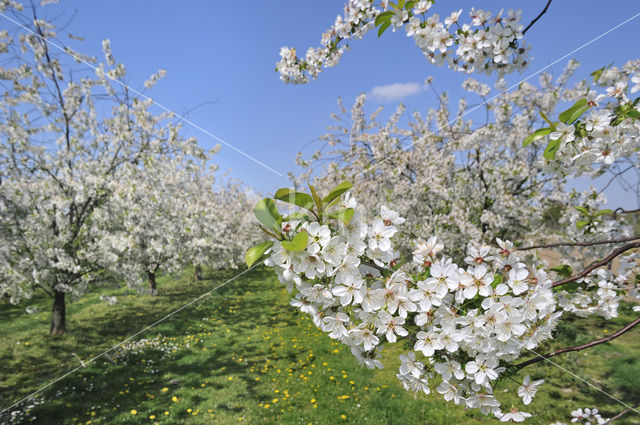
[{"left": 1, "top": 267, "right": 639, "bottom": 425}]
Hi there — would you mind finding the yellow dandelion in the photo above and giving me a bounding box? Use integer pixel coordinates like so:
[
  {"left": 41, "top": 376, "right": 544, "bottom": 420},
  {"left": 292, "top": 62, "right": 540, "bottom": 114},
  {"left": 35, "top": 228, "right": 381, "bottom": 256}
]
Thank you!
[
  {"left": 161, "top": 387, "right": 169, "bottom": 393},
  {"left": 341, "top": 414, "right": 347, "bottom": 420},
  {"left": 130, "top": 410, "right": 137, "bottom": 415}
]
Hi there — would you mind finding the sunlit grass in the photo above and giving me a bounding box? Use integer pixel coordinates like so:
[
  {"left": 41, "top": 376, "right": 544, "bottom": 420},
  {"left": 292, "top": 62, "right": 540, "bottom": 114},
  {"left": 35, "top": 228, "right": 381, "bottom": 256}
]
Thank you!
[{"left": 1, "top": 267, "right": 638, "bottom": 424}]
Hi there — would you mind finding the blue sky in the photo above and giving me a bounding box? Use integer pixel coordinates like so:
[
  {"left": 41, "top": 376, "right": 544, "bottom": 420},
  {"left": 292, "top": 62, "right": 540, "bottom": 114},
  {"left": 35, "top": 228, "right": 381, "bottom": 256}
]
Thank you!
[{"left": 12, "top": 0, "right": 640, "bottom": 206}]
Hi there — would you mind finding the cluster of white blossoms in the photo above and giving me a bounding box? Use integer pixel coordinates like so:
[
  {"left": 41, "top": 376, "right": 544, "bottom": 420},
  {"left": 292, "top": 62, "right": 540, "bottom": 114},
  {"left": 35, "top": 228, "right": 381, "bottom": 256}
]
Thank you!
[
  {"left": 538, "top": 60, "right": 640, "bottom": 177},
  {"left": 277, "top": 0, "right": 530, "bottom": 84},
  {"left": 549, "top": 407, "right": 608, "bottom": 425},
  {"left": 262, "top": 191, "right": 562, "bottom": 421},
  {"left": 405, "top": 7, "right": 530, "bottom": 75},
  {"left": 277, "top": 0, "right": 379, "bottom": 84}
]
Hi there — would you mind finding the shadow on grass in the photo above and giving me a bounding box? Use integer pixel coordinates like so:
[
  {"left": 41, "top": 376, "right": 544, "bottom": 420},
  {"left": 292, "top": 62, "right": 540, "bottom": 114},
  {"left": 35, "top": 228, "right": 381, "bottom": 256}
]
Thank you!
[{"left": 0, "top": 266, "right": 278, "bottom": 424}]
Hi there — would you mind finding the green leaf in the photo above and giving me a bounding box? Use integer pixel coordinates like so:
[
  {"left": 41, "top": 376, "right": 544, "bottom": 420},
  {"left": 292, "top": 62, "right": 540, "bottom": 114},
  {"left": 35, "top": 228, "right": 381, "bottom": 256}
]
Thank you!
[
  {"left": 522, "top": 127, "right": 552, "bottom": 147},
  {"left": 281, "top": 231, "right": 308, "bottom": 252},
  {"left": 590, "top": 66, "right": 605, "bottom": 83},
  {"left": 308, "top": 184, "right": 323, "bottom": 212},
  {"left": 329, "top": 208, "right": 355, "bottom": 225},
  {"left": 559, "top": 98, "right": 588, "bottom": 124},
  {"left": 575, "top": 206, "right": 589, "bottom": 215},
  {"left": 245, "top": 241, "right": 273, "bottom": 267},
  {"left": 576, "top": 220, "right": 589, "bottom": 229},
  {"left": 405, "top": 0, "right": 416, "bottom": 10},
  {"left": 566, "top": 104, "right": 590, "bottom": 124},
  {"left": 627, "top": 109, "right": 640, "bottom": 119},
  {"left": 282, "top": 212, "right": 310, "bottom": 222},
  {"left": 378, "top": 21, "right": 392, "bottom": 37},
  {"left": 254, "top": 198, "right": 281, "bottom": 232},
  {"left": 491, "top": 274, "right": 503, "bottom": 288},
  {"left": 539, "top": 110, "right": 554, "bottom": 127},
  {"left": 274, "top": 188, "right": 315, "bottom": 210},
  {"left": 322, "top": 181, "right": 353, "bottom": 207},
  {"left": 595, "top": 209, "right": 613, "bottom": 217},
  {"left": 550, "top": 264, "right": 573, "bottom": 278},
  {"left": 543, "top": 139, "right": 561, "bottom": 160},
  {"left": 374, "top": 11, "right": 394, "bottom": 26}
]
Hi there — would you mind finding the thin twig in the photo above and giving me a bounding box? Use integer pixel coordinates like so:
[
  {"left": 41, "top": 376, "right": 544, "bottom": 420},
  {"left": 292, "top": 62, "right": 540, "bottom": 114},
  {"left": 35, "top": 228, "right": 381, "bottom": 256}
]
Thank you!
[
  {"left": 519, "top": 235, "right": 640, "bottom": 251},
  {"left": 516, "top": 318, "right": 640, "bottom": 368},
  {"left": 552, "top": 242, "right": 640, "bottom": 288},
  {"left": 601, "top": 404, "right": 640, "bottom": 424},
  {"left": 523, "top": 0, "right": 553, "bottom": 35},
  {"left": 613, "top": 207, "right": 640, "bottom": 220},
  {"left": 362, "top": 260, "right": 386, "bottom": 273}
]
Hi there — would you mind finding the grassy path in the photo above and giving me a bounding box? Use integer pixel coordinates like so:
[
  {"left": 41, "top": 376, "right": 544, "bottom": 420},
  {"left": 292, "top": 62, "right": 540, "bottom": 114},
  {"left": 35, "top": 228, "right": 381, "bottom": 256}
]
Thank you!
[{"left": 0, "top": 267, "right": 638, "bottom": 424}]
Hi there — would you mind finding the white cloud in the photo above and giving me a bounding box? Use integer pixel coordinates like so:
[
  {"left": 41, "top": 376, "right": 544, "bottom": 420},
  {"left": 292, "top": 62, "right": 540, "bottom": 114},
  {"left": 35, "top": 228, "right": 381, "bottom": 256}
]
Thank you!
[{"left": 370, "top": 82, "right": 423, "bottom": 102}]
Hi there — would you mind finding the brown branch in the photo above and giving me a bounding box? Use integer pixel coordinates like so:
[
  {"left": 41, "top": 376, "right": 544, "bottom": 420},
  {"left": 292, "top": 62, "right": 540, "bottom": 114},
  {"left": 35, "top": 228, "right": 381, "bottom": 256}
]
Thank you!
[
  {"left": 522, "top": 0, "right": 553, "bottom": 35},
  {"left": 520, "top": 235, "right": 640, "bottom": 251},
  {"left": 516, "top": 317, "right": 640, "bottom": 368},
  {"left": 601, "top": 404, "right": 640, "bottom": 424},
  {"left": 613, "top": 207, "right": 640, "bottom": 220},
  {"left": 552, "top": 242, "right": 640, "bottom": 288},
  {"left": 362, "top": 260, "right": 386, "bottom": 273}
]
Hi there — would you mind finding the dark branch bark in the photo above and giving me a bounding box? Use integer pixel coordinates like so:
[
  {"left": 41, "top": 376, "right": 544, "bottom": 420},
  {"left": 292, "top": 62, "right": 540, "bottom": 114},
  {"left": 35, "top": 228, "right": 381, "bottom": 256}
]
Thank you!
[
  {"left": 520, "top": 235, "right": 640, "bottom": 251},
  {"left": 601, "top": 404, "right": 640, "bottom": 425},
  {"left": 49, "top": 290, "right": 66, "bottom": 335},
  {"left": 522, "top": 0, "right": 553, "bottom": 35},
  {"left": 516, "top": 317, "right": 640, "bottom": 368},
  {"left": 362, "top": 260, "right": 386, "bottom": 273},
  {"left": 552, "top": 242, "right": 640, "bottom": 288},
  {"left": 613, "top": 207, "right": 640, "bottom": 219}
]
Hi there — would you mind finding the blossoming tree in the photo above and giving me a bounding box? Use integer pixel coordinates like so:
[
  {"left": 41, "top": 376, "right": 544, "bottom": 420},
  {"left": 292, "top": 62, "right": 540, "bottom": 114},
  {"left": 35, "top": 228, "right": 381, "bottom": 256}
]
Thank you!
[
  {"left": 0, "top": 2, "right": 253, "bottom": 334},
  {"left": 245, "top": 0, "right": 640, "bottom": 423}
]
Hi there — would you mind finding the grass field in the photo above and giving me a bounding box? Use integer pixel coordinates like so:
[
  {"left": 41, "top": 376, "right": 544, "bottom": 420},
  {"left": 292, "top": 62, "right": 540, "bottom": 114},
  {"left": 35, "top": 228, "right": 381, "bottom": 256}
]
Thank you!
[{"left": 0, "top": 267, "right": 638, "bottom": 425}]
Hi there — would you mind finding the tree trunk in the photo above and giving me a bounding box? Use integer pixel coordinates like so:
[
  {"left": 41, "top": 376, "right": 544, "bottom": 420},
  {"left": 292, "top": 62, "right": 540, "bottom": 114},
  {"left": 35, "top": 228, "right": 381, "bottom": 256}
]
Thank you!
[
  {"left": 148, "top": 270, "right": 158, "bottom": 295},
  {"left": 194, "top": 264, "right": 203, "bottom": 281},
  {"left": 50, "top": 290, "right": 66, "bottom": 335}
]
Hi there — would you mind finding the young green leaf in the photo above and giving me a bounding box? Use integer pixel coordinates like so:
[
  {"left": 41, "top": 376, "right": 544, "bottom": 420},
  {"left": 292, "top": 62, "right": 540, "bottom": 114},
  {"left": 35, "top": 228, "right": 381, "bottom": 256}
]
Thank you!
[
  {"left": 558, "top": 98, "right": 588, "bottom": 124},
  {"left": 274, "top": 188, "right": 315, "bottom": 210},
  {"left": 322, "top": 181, "right": 353, "bottom": 207},
  {"left": 550, "top": 264, "right": 573, "bottom": 278},
  {"left": 522, "top": 127, "right": 552, "bottom": 147},
  {"left": 308, "top": 184, "right": 323, "bottom": 211},
  {"left": 566, "top": 104, "right": 590, "bottom": 124},
  {"left": 281, "top": 230, "right": 308, "bottom": 252},
  {"left": 543, "top": 139, "right": 561, "bottom": 160},
  {"left": 374, "top": 11, "right": 394, "bottom": 26},
  {"left": 575, "top": 206, "right": 589, "bottom": 215},
  {"left": 378, "top": 20, "right": 392, "bottom": 38},
  {"left": 595, "top": 209, "right": 613, "bottom": 217},
  {"left": 282, "top": 212, "right": 310, "bottom": 222},
  {"left": 254, "top": 198, "right": 281, "bottom": 232},
  {"left": 539, "top": 110, "right": 555, "bottom": 127},
  {"left": 329, "top": 208, "right": 355, "bottom": 225},
  {"left": 245, "top": 241, "right": 274, "bottom": 267}
]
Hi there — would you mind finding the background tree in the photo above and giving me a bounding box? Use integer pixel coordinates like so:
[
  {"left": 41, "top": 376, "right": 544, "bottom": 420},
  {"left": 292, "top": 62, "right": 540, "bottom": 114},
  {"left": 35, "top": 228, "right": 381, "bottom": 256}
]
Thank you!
[{"left": 0, "top": 3, "right": 225, "bottom": 334}]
